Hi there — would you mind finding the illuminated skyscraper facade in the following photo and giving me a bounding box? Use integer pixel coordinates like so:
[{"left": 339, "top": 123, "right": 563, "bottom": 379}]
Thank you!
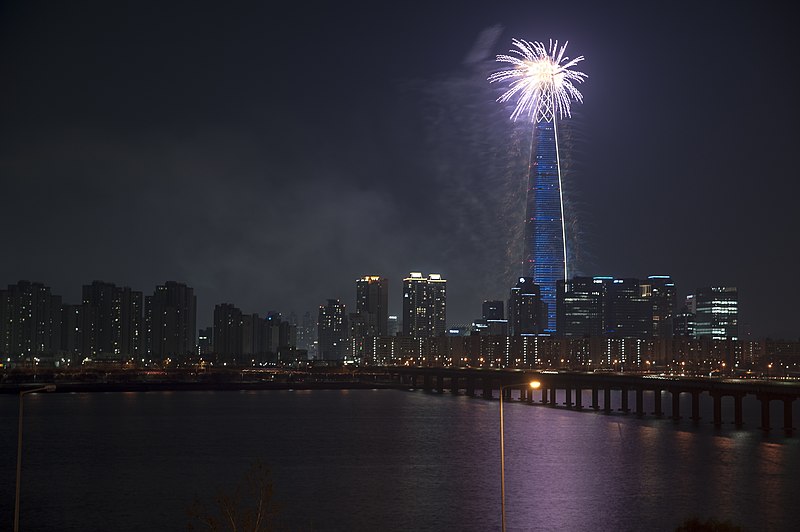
[
  {"left": 524, "top": 121, "right": 566, "bottom": 334},
  {"left": 693, "top": 286, "right": 738, "bottom": 340}
]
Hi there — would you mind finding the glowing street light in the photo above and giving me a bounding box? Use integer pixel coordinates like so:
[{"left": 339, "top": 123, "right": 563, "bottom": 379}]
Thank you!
[
  {"left": 14, "top": 384, "right": 56, "bottom": 532},
  {"left": 500, "top": 380, "right": 540, "bottom": 532}
]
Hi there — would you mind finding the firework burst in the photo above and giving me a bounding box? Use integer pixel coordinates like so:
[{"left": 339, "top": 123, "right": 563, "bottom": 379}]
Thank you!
[{"left": 489, "top": 39, "right": 586, "bottom": 122}]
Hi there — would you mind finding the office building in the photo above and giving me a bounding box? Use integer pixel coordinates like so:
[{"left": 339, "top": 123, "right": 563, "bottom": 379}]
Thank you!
[
  {"left": 557, "top": 276, "right": 603, "bottom": 337},
  {"left": 603, "top": 278, "right": 653, "bottom": 340},
  {"left": 482, "top": 300, "right": 505, "bottom": 321},
  {"left": 642, "top": 276, "right": 677, "bottom": 339},
  {"left": 693, "top": 286, "right": 738, "bottom": 340},
  {"left": 508, "top": 277, "right": 543, "bottom": 335}
]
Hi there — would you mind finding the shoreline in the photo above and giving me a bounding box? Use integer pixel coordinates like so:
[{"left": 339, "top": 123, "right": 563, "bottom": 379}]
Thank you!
[{"left": 0, "top": 381, "right": 404, "bottom": 394}]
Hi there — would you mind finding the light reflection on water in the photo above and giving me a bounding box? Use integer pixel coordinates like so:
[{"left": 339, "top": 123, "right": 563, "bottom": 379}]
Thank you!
[{"left": 0, "top": 389, "right": 798, "bottom": 531}]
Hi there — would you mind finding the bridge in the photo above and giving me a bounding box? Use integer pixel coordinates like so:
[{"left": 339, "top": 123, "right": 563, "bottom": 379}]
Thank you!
[{"left": 370, "top": 367, "right": 800, "bottom": 433}]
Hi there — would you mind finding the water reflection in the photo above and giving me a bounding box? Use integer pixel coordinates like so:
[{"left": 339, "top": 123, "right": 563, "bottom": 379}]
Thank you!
[{"left": 0, "top": 390, "right": 798, "bottom": 532}]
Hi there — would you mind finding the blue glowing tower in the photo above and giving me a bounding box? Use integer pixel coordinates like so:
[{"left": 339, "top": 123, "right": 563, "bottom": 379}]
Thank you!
[{"left": 524, "top": 120, "right": 567, "bottom": 333}]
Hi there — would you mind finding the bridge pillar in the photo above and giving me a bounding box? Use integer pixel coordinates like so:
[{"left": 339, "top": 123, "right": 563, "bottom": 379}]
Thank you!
[
  {"left": 539, "top": 386, "right": 547, "bottom": 404},
  {"left": 482, "top": 378, "right": 493, "bottom": 399},
  {"left": 423, "top": 374, "right": 433, "bottom": 392},
  {"left": 527, "top": 387, "right": 535, "bottom": 404},
  {"left": 549, "top": 387, "right": 557, "bottom": 406},
  {"left": 734, "top": 393, "right": 744, "bottom": 427},
  {"left": 653, "top": 389, "right": 663, "bottom": 417},
  {"left": 591, "top": 387, "right": 599, "bottom": 410},
  {"left": 410, "top": 375, "right": 418, "bottom": 388},
  {"left": 503, "top": 387, "right": 512, "bottom": 400},
  {"left": 672, "top": 391, "right": 681, "bottom": 421},
  {"left": 466, "top": 377, "right": 475, "bottom": 397},
  {"left": 436, "top": 375, "right": 444, "bottom": 394},
  {"left": 619, "top": 387, "right": 630, "bottom": 413},
  {"left": 690, "top": 391, "right": 701, "bottom": 422},
  {"left": 450, "top": 376, "right": 459, "bottom": 395},
  {"left": 783, "top": 397, "right": 795, "bottom": 433},
  {"left": 711, "top": 392, "right": 722, "bottom": 426},
  {"left": 574, "top": 387, "right": 583, "bottom": 410},
  {"left": 758, "top": 395, "right": 771, "bottom": 431},
  {"left": 519, "top": 387, "right": 527, "bottom": 402},
  {"left": 603, "top": 387, "right": 612, "bottom": 413},
  {"left": 564, "top": 387, "right": 573, "bottom": 408},
  {"left": 635, "top": 388, "right": 644, "bottom": 417}
]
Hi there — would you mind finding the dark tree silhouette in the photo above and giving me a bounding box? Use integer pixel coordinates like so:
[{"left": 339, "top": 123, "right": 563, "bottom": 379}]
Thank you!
[{"left": 187, "top": 461, "right": 280, "bottom": 532}]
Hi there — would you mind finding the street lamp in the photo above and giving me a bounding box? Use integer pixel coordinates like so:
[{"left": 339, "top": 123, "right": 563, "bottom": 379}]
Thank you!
[
  {"left": 14, "top": 384, "right": 56, "bottom": 532},
  {"left": 500, "top": 380, "right": 540, "bottom": 532}
]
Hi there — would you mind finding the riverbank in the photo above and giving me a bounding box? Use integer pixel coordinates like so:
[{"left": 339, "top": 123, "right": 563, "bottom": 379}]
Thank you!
[{"left": 0, "top": 380, "right": 403, "bottom": 394}]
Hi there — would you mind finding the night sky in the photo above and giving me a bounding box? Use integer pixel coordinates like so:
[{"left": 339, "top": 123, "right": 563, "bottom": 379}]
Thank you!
[{"left": 1, "top": 1, "right": 798, "bottom": 338}]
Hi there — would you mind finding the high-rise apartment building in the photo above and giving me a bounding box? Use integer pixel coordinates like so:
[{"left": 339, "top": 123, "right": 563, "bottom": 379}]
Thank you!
[
  {"left": 402, "top": 272, "right": 447, "bottom": 337},
  {"left": 145, "top": 281, "right": 196, "bottom": 362},
  {"left": 355, "top": 276, "right": 389, "bottom": 337},
  {"left": 318, "top": 299, "right": 347, "bottom": 360},
  {"left": 214, "top": 303, "right": 243, "bottom": 364},
  {"left": 693, "top": 286, "right": 738, "bottom": 340},
  {"left": 0, "top": 280, "right": 61, "bottom": 360},
  {"left": 81, "top": 281, "right": 142, "bottom": 359}
]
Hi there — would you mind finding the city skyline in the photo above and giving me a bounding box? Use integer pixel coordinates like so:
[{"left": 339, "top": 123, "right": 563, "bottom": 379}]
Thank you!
[{"left": 1, "top": 1, "right": 798, "bottom": 338}]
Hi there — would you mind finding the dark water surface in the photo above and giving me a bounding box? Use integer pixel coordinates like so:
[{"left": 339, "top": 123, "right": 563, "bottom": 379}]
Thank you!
[{"left": 1, "top": 389, "right": 798, "bottom": 531}]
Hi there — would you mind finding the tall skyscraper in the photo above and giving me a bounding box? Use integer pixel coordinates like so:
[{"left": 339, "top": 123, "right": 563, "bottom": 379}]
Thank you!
[
  {"left": 525, "top": 120, "right": 566, "bottom": 334},
  {"left": 318, "top": 299, "right": 347, "bottom": 360},
  {"left": 693, "top": 286, "right": 738, "bottom": 340},
  {"left": 508, "top": 277, "right": 544, "bottom": 336},
  {"left": 355, "top": 276, "right": 389, "bottom": 337},
  {"left": 490, "top": 40, "right": 586, "bottom": 335},
  {"left": 402, "top": 272, "right": 447, "bottom": 337},
  {"left": 145, "top": 281, "right": 196, "bottom": 362}
]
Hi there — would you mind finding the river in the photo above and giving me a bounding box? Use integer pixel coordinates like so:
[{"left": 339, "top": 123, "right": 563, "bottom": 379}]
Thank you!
[{"left": 1, "top": 389, "right": 798, "bottom": 531}]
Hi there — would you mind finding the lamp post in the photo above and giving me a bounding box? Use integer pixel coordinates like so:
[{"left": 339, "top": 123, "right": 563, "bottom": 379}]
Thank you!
[
  {"left": 500, "top": 380, "right": 540, "bottom": 532},
  {"left": 14, "top": 384, "right": 56, "bottom": 532}
]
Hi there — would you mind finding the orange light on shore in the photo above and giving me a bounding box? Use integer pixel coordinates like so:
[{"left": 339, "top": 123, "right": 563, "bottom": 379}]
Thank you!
[{"left": 530, "top": 381, "right": 541, "bottom": 389}]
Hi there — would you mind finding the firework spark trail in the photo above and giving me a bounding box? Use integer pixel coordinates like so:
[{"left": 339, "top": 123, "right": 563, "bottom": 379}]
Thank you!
[{"left": 488, "top": 39, "right": 586, "bottom": 122}]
